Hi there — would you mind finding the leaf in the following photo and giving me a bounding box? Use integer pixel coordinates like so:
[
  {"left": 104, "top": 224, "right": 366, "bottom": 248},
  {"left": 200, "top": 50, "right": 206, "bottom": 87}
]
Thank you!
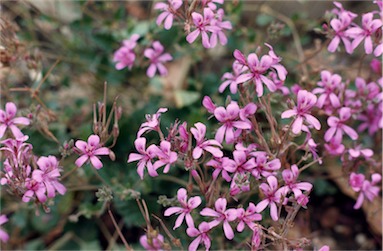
[
  {"left": 256, "top": 14, "right": 274, "bottom": 26},
  {"left": 26, "top": 0, "right": 82, "bottom": 24},
  {"left": 174, "top": 90, "right": 200, "bottom": 108}
]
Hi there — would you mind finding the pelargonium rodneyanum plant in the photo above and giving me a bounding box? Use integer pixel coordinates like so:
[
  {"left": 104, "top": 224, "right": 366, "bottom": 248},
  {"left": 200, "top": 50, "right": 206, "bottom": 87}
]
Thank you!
[
  {"left": 1, "top": 0, "right": 382, "bottom": 250},
  {"left": 126, "top": 1, "right": 382, "bottom": 250}
]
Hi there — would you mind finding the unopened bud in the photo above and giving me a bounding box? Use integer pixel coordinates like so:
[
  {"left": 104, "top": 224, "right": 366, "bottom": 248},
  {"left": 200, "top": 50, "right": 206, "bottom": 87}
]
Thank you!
[{"left": 109, "top": 150, "right": 116, "bottom": 161}]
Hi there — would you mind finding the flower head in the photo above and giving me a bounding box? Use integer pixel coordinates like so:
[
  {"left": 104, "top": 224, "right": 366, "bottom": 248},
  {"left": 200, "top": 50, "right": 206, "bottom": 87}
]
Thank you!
[
  {"left": 281, "top": 90, "right": 321, "bottom": 134},
  {"left": 164, "top": 188, "right": 201, "bottom": 229},
  {"left": 0, "top": 102, "right": 30, "bottom": 139},
  {"left": 144, "top": 41, "right": 173, "bottom": 78},
  {"left": 113, "top": 34, "right": 140, "bottom": 70},
  {"left": 75, "top": 135, "right": 110, "bottom": 169},
  {"left": 154, "top": 0, "right": 183, "bottom": 30}
]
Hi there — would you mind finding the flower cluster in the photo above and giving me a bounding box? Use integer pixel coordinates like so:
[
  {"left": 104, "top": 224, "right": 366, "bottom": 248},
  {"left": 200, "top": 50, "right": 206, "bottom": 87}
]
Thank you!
[
  {"left": 326, "top": 1, "right": 382, "bottom": 56},
  {"left": 113, "top": 35, "right": 173, "bottom": 78},
  {"left": 0, "top": 103, "right": 66, "bottom": 209},
  {"left": 220, "top": 44, "right": 288, "bottom": 97}
]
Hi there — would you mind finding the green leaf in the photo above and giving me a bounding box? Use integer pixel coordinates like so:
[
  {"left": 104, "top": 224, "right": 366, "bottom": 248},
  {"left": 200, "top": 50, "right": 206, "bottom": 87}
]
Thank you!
[
  {"left": 174, "top": 90, "right": 200, "bottom": 108},
  {"left": 313, "top": 179, "right": 337, "bottom": 196},
  {"left": 256, "top": 14, "right": 274, "bottom": 26}
]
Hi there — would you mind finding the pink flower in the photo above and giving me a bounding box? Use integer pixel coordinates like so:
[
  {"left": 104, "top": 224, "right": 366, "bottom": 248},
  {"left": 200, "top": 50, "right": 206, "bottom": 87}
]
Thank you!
[
  {"left": 0, "top": 136, "right": 32, "bottom": 166},
  {"left": 251, "top": 152, "right": 281, "bottom": 179},
  {"left": 209, "top": 8, "right": 232, "bottom": 47},
  {"left": 355, "top": 77, "right": 381, "bottom": 101},
  {"left": 154, "top": 0, "right": 182, "bottom": 30},
  {"left": 164, "top": 188, "right": 201, "bottom": 229},
  {"left": 328, "top": 12, "right": 355, "bottom": 53},
  {"left": 0, "top": 102, "right": 30, "bottom": 139},
  {"left": 206, "top": 158, "right": 231, "bottom": 182},
  {"left": 251, "top": 226, "right": 262, "bottom": 250},
  {"left": 140, "top": 233, "right": 164, "bottom": 251},
  {"left": 349, "top": 172, "right": 365, "bottom": 192},
  {"left": 235, "top": 51, "right": 276, "bottom": 97},
  {"left": 128, "top": 137, "right": 161, "bottom": 179},
  {"left": 200, "top": 198, "right": 238, "bottom": 240},
  {"left": 269, "top": 72, "right": 289, "bottom": 96},
  {"left": 312, "top": 71, "right": 342, "bottom": 110},
  {"left": 222, "top": 150, "right": 256, "bottom": 175},
  {"left": 280, "top": 164, "right": 313, "bottom": 198},
  {"left": 186, "top": 222, "right": 211, "bottom": 251},
  {"left": 214, "top": 101, "right": 252, "bottom": 144},
  {"left": 370, "top": 58, "right": 382, "bottom": 75},
  {"left": 0, "top": 215, "right": 9, "bottom": 243},
  {"left": 265, "top": 43, "right": 288, "bottom": 81},
  {"left": 202, "top": 96, "right": 216, "bottom": 114},
  {"left": 75, "top": 135, "right": 110, "bottom": 169},
  {"left": 350, "top": 173, "right": 381, "bottom": 209},
  {"left": 152, "top": 140, "right": 177, "bottom": 174},
  {"left": 137, "top": 108, "right": 168, "bottom": 137},
  {"left": 348, "top": 146, "right": 373, "bottom": 160},
  {"left": 318, "top": 245, "right": 330, "bottom": 251},
  {"left": 186, "top": 8, "right": 218, "bottom": 48},
  {"left": 255, "top": 175, "right": 286, "bottom": 221},
  {"left": 324, "top": 140, "right": 345, "bottom": 156},
  {"left": 144, "top": 41, "right": 172, "bottom": 78},
  {"left": 113, "top": 34, "right": 140, "bottom": 70},
  {"left": 281, "top": 90, "right": 321, "bottom": 134},
  {"left": 324, "top": 107, "right": 358, "bottom": 144},
  {"left": 236, "top": 202, "right": 262, "bottom": 232},
  {"left": 191, "top": 122, "right": 223, "bottom": 159},
  {"left": 357, "top": 103, "right": 382, "bottom": 136},
  {"left": 219, "top": 62, "right": 247, "bottom": 94},
  {"left": 32, "top": 156, "right": 66, "bottom": 198},
  {"left": 347, "top": 12, "right": 383, "bottom": 54},
  {"left": 201, "top": 0, "right": 223, "bottom": 10},
  {"left": 22, "top": 178, "right": 47, "bottom": 203}
]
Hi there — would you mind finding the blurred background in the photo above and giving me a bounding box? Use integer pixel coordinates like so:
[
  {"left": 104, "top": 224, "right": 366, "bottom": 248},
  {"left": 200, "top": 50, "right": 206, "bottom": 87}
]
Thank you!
[{"left": 0, "top": 0, "right": 381, "bottom": 250}]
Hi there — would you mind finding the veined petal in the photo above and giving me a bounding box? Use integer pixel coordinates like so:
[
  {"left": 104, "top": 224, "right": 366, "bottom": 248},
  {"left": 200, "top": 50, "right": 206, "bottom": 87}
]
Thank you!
[
  {"left": 90, "top": 156, "right": 103, "bottom": 169},
  {"left": 164, "top": 207, "right": 183, "bottom": 216},
  {"left": 94, "top": 147, "right": 110, "bottom": 155},
  {"left": 75, "top": 155, "right": 89, "bottom": 168}
]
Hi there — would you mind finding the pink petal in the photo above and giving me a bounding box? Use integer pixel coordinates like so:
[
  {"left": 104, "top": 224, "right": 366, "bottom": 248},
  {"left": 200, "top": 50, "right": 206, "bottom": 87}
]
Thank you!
[
  {"left": 146, "top": 64, "right": 157, "bottom": 78},
  {"left": 164, "top": 206, "right": 182, "bottom": 216},
  {"left": 90, "top": 156, "right": 103, "bottom": 169},
  {"left": 304, "top": 114, "right": 321, "bottom": 130},
  {"left": 291, "top": 116, "right": 303, "bottom": 134},
  {"left": 255, "top": 199, "right": 269, "bottom": 213},
  {"left": 5, "top": 102, "right": 17, "bottom": 117},
  {"left": 75, "top": 155, "right": 89, "bottom": 167},
  {"left": 324, "top": 127, "right": 336, "bottom": 142},
  {"left": 88, "top": 135, "right": 100, "bottom": 146},
  {"left": 270, "top": 202, "right": 278, "bottom": 221},
  {"left": 0, "top": 125, "right": 6, "bottom": 138},
  {"left": 186, "top": 30, "right": 200, "bottom": 44},
  {"left": 342, "top": 125, "right": 358, "bottom": 140},
  {"left": 94, "top": 147, "right": 110, "bottom": 155},
  {"left": 223, "top": 221, "right": 234, "bottom": 240},
  {"left": 200, "top": 208, "right": 220, "bottom": 218},
  {"left": 174, "top": 213, "right": 185, "bottom": 229},
  {"left": 9, "top": 125, "right": 24, "bottom": 138},
  {"left": 156, "top": 11, "right": 169, "bottom": 26},
  {"left": 281, "top": 109, "right": 297, "bottom": 119},
  {"left": 12, "top": 117, "right": 30, "bottom": 125}
]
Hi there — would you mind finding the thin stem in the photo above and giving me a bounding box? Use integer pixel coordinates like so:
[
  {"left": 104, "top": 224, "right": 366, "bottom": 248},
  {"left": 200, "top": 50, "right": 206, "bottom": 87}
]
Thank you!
[
  {"left": 299, "top": 157, "right": 323, "bottom": 173},
  {"left": 61, "top": 166, "right": 78, "bottom": 180},
  {"left": 260, "top": 5, "right": 308, "bottom": 79},
  {"left": 34, "top": 58, "right": 61, "bottom": 93},
  {"left": 152, "top": 214, "right": 183, "bottom": 250},
  {"left": 108, "top": 209, "right": 133, "bottom": 251}
]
